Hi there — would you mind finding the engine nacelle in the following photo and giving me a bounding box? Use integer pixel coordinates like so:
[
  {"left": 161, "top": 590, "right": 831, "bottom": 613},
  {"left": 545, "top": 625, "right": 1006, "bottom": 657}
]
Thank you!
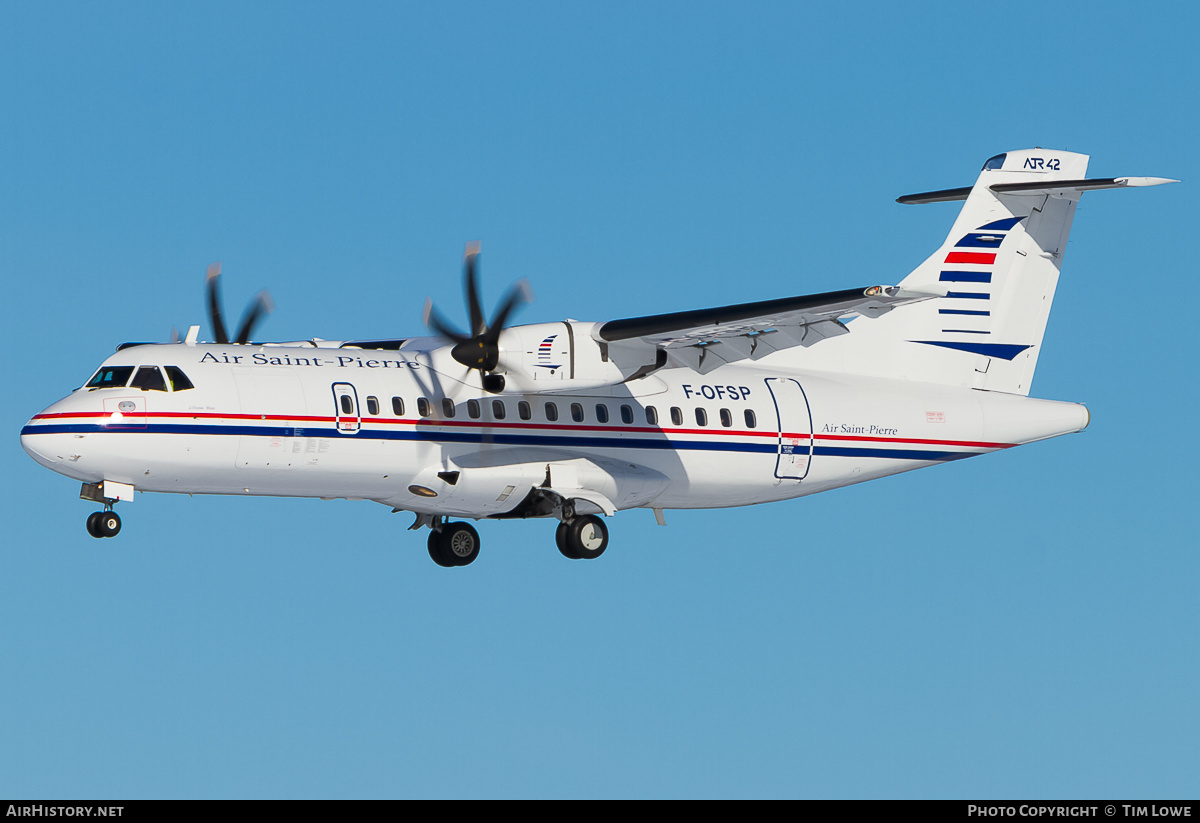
[{"left": 493, "top": 322, "right": 663, "bottom": 392}]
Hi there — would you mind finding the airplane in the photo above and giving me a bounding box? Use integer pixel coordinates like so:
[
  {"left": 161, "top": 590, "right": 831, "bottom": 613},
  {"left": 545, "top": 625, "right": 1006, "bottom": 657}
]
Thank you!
[{"left": 20, "top": 149, "right": 1175, "bottom": 567}]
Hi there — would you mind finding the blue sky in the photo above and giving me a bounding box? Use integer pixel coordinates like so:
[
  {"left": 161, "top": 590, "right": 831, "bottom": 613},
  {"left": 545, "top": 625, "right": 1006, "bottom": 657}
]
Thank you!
[{"left": 2, "top": 1, "right": 1196, "bottom": 799}]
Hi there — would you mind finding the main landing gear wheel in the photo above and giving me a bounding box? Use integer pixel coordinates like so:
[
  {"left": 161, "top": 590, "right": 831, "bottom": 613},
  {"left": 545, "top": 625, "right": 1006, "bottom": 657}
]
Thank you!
[
  {"left": 557, "top": 514, "right": 608, "bottom": 560},
  {"left": 555, "top": 522, "right": 576, "bottom": 559},
  {"left": 86, "top": 511, "right": 121, "bottom": 538},
  {"left": 428, "top": 522, "right": 480, "bottom": 567}
]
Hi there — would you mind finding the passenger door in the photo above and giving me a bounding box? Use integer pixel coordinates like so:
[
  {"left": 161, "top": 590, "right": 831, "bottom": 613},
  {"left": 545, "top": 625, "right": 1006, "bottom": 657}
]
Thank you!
[
  {"left": 765, "top": 376, "right": 813, "bottom": 480},
  {"left": 333, "top": 383, "right": 360, "bottom": 434}
]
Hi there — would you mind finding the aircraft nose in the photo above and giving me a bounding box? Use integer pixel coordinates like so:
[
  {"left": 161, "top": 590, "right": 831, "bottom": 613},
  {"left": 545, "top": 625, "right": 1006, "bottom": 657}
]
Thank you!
[
  {"left": 21, "top": 399, "right": 88, "bottom": 474},
  {"left": 22, "top": 396, "right": 116, "bottom": 484},
  {"left": 21, "top": 420, "right": 65, "bottom": 469}
]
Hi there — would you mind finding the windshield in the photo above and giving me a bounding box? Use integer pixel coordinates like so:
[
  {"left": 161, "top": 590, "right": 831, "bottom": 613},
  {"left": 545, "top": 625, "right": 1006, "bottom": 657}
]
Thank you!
[{"left": 85, "top": 366, "right": 135, "bottom": 389}]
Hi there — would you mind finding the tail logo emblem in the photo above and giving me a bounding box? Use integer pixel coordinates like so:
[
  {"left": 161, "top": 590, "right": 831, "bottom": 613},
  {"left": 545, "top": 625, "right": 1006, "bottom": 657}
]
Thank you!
[{"left": 1023, "top": 157, "right": 1061, "bottom": 171}]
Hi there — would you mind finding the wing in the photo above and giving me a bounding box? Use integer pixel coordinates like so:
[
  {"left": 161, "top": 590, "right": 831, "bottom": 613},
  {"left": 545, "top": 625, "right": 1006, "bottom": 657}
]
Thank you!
[{"left": 596, "top": 285, "right": 933, "bottom": 373}]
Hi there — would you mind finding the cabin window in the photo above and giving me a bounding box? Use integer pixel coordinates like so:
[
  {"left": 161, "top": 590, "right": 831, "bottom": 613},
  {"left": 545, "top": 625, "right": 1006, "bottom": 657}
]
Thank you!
[
  {"left": 417, "top": 397, "right": 431, "bottom": 417},
  {"left": 645, "top": 405, "right": 658, "bottom": 425},
  {"left": 719, "top": 408, "right": 732, "bottom": 427},
  {"left": 744, "top": 409, "right": 757, "bottom": 428},
  {"left": 518, "top": 400, "right": 532, "bottom": 421},
  {"left": 492, "top": 399, "right": 506, "bottom": 420},
  {"left": 467, "top": 399, "right": 481, "bottom": 419},
  {"left": 695, "top": 408, "right": 708, "bottom": 427},
  {"left": 392, "top": 396, "right": 405, "bottom": 416},
  {"left": 441, "top": 398, "right": 455, "bottom": 418},
  {"left": 545, "top": 402, "right": 559, "bottom": 422},
  {"left": 131, "top": 366, "right": 168, "bottom": 392},
  {"left": 164, "top": 366, "right": 194, "bottom": 392},
  {"left": 620, "top": 404, "right": 634, "bottom": 424},
  {"left": 340, "top": 395, "right": 355, "bottom": 415},
  {"left": 367, "top": 396, "right": 380, "bottom": 415},
  {"left": 86, "top": 366, "right": 134, "bottom": 390},
  {"left": 570, "top": 403, "right": 584, "bottom": 423},
  {"left": 670, "top": 406, "right": 683, "bottom": 426},
  {"left": 595, "top": 404, "right": 609, "bottom": 424}
]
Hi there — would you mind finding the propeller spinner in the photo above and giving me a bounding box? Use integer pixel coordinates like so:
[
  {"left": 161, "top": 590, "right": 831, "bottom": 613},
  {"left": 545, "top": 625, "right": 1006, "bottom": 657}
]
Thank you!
[
  {"left": 205, "top": 261, "right": 275, "bottom": 344},
  {"left": 423, "top": 243, "right": 532, "bottom": 393}
]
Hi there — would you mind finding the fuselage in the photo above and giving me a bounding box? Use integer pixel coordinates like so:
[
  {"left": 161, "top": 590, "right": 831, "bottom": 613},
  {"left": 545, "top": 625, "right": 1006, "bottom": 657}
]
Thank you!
[
  {"left": 20, "top": 148, "right": 1167, "bottom": 564},
  {"left": 20, "top": 335, "right": 1089, "bottom": 519}
]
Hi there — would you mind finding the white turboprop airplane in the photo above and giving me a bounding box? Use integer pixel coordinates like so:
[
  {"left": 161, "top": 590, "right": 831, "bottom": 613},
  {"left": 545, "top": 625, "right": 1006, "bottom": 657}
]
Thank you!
[{"left": 21, "top": 149, "right": 1174, "bottom": 566}]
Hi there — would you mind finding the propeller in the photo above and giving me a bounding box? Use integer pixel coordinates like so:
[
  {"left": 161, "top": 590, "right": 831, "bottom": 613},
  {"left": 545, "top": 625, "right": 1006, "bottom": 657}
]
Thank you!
[
  {"left": 423, "top": 243, "right": 532, "bottom": 393},
  {"left": 204, "top": 261, "right": 275, "bottom": 344}
]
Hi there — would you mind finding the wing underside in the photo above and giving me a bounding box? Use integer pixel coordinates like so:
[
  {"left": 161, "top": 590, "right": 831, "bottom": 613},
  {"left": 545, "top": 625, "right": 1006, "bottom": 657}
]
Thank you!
[{"left": 596, "top": 285, "right": 932, "bottom": 373}]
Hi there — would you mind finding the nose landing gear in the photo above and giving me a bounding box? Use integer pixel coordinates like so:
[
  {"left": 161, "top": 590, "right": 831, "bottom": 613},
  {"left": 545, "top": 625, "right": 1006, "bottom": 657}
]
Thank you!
[
  {"left": 85, "top": 509, "right": 121, "bottom": 538},
  {"left": 80, "top": 481, "right": 130, "bottom": 539}
]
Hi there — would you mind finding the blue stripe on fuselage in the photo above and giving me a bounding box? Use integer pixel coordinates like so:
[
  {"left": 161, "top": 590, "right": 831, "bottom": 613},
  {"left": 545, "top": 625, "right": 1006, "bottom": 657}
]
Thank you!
[{"left": 22, "top": 422, "right": 982, "bottom": 462}]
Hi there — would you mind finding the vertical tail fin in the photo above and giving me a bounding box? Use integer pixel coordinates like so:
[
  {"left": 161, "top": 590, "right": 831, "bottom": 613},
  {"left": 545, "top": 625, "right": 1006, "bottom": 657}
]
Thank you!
[{"left": 816, "top": 149, "right": 1174, "bottom": 395}]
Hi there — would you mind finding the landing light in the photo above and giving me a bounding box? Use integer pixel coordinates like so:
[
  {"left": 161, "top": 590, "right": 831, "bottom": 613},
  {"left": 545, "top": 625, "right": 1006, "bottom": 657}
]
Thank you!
[{"left": 408, "top": 485, "right": 438, "bottom": 498}]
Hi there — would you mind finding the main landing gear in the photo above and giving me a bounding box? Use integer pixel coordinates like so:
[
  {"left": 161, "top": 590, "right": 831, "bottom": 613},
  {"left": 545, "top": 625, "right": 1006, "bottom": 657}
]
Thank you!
[
  {"left": 427, "top": 521, "right": 481, "bottom": 567},
  {"left": 556, "top": 514, "right": 609, "bottom": 560},
  {"left": 416, "top": 509, "right": 611, "bottom": 567}
]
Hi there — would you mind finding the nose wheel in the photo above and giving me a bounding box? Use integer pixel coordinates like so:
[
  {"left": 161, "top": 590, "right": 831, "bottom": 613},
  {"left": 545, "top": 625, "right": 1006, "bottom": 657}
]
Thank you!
[{"left": 86, "top": 510, "right": 122, "bottom": 539}]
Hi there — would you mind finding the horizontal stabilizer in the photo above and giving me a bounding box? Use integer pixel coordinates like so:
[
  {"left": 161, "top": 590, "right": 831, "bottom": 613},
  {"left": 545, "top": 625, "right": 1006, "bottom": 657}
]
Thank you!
[
  {"left": 988, "top": 176, "right": 1179, "bottom": 195},
  {"left": 896, "top": 187, "right": 974, "bottom": 205},
  {"left": 900, "top": 176, "right": 1177, "bottom": 204}
]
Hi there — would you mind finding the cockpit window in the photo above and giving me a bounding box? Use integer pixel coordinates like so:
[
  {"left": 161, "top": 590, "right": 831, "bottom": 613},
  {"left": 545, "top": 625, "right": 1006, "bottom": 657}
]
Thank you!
[
  {"left": 131, "top": 366, "right": 168, "bottom": 392},
  {"left": 982, "top": 153, "right": 1007, "bottom": 171},
  {"left": 85, "top": 366, "right": 134, "bottom": 389},
  {"left": 164, "top": 366, "right": 194, "bottom": 391}
]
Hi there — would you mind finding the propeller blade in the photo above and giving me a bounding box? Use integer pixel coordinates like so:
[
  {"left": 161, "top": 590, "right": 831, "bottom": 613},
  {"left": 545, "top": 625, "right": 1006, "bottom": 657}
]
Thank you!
[
  {"left": 233, "top": 290, "right": 275, "bottom": 345},
  {"left": 423, "top": 298, "right": 472, "bottom": 345},
  {"left": 485, "top": 278, "right": 533, "bottom": 344},
  {"left": 205, "top": 261, "right": 229, "bottom": 344},
  {"left": 427, "top": 243, "right": 533, "bottom": 384},
  {"left": 463, "top": 243, "right": 485, "bottom": 337}
]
